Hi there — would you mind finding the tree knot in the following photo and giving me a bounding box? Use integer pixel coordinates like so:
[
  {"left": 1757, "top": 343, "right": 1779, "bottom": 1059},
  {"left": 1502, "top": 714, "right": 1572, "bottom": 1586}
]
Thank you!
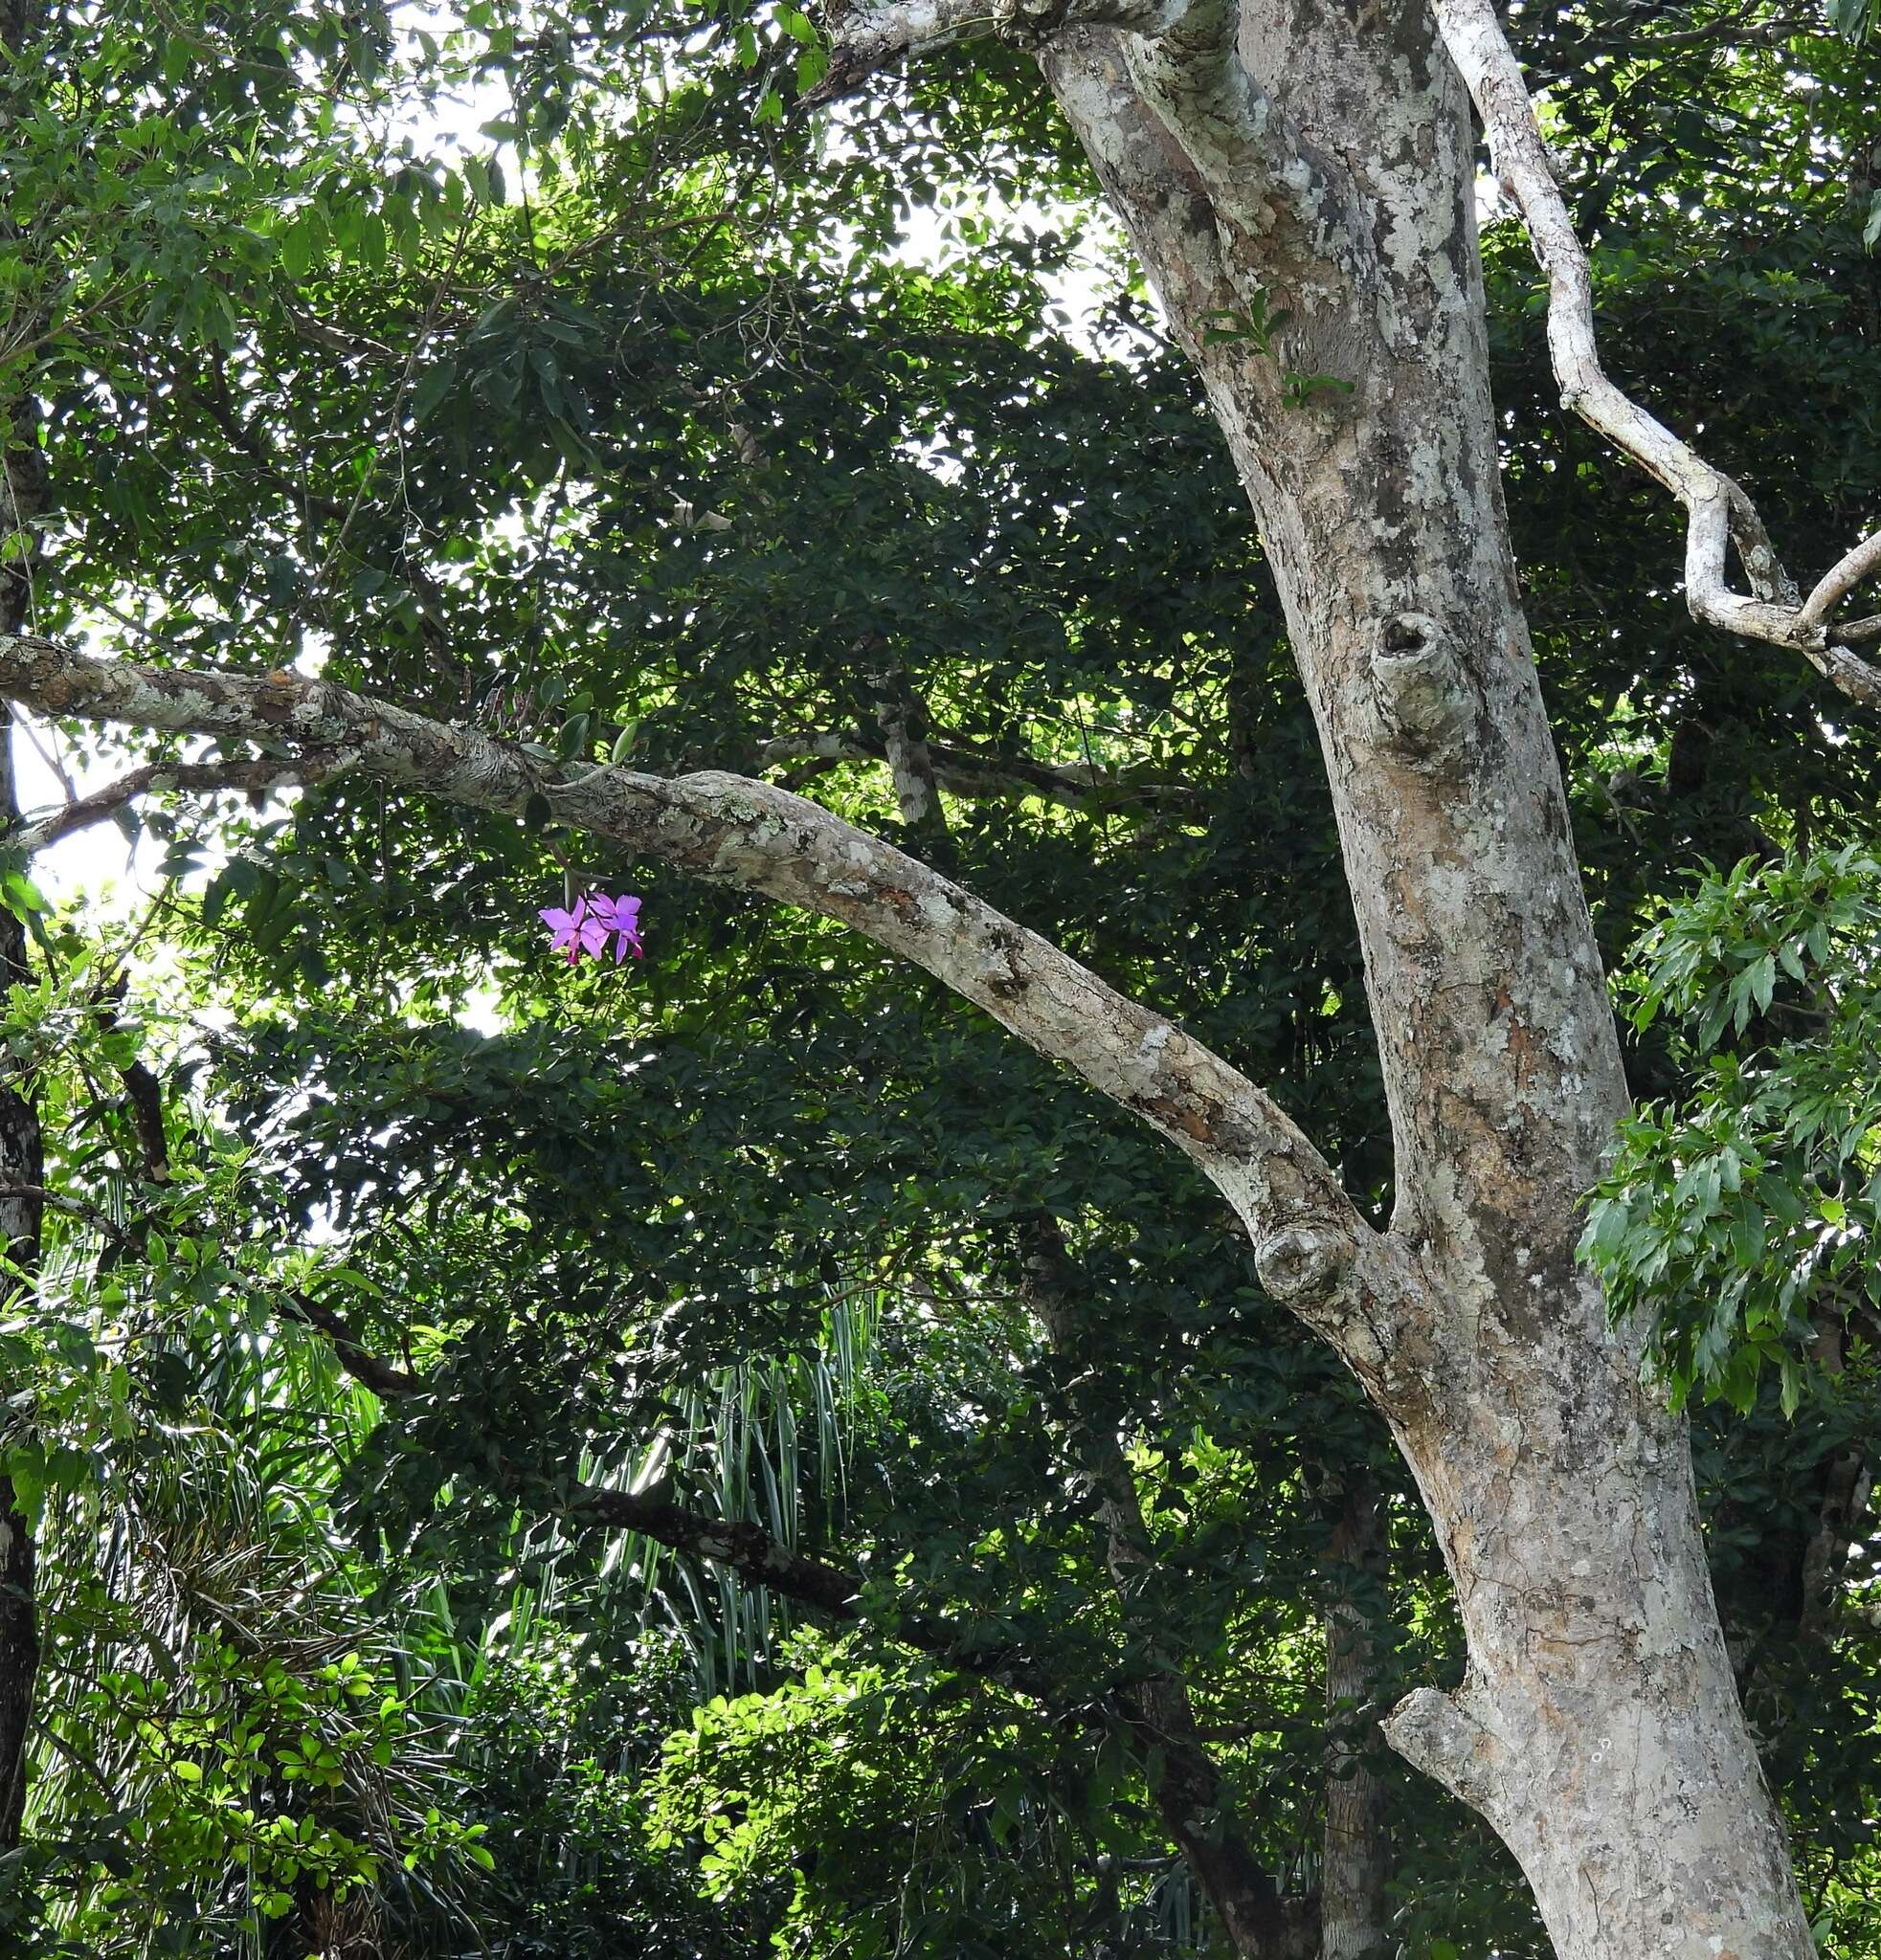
[
  {"left": 1253, "top": 1220, "right": 1357, "bottom": 1307},
  {"left": 1369, "top": 612, "right": 1474, "bottom": 764}
]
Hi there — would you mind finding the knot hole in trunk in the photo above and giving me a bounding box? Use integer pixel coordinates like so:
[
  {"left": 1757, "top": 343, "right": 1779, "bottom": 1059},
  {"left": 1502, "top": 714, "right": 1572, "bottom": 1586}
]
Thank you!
[{"left": 1370, "top": 612, "right": 1475, "bottom": 767}]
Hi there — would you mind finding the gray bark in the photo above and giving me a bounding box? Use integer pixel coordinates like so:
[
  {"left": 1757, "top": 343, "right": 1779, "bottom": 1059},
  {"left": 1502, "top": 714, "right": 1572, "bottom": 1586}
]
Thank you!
[
  {"left": 1030, "top": 7, "right": 1814, "bottom": 1954},
  {"left": 0, "top": 0, "right": 1838, "bottom": 1948},
  {"left": 1319, "top": 1476, "right": 1390, "bottom": 1960}
]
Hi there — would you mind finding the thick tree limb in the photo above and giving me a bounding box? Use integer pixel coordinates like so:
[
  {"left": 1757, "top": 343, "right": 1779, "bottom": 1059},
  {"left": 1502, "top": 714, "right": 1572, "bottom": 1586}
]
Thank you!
[
  {"left": 817, "top": 0, "right": 1236, "bottom": 93},
  {"left": 757, "top": 726, "right": 1206, "bottom": 815},
  {"left": 567, "top": 1480, "right": 870, "bottom": 1621},
  {"left": 1801, "top": 531, "right": 1881, "bottom": 638},
  {"left": 0, "top": 635, "right": 1400, "bottom": 1358},
  {"left": 283, "top": 1291, "right": 421, "bottom": 1398},
  {"left": 810, "top": 0, "right": 995, "bottom": 100},
  {"left": 1434, "top": 0, "right": 1881, "bottom": 703}
]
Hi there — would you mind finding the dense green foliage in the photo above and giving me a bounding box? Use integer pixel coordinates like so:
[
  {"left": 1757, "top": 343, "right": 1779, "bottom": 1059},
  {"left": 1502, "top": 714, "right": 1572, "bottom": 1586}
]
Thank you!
[
  {"left": 0, "top": 0, "right": 1876, "bottom": 1955},
  {"left": 1587, "top": 849, "right": 1881, "bottom": 1412}
]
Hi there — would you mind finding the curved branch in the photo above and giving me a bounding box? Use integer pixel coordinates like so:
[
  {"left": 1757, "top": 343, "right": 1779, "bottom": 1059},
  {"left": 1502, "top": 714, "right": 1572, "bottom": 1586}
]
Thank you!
[
  {"left": 0, "top": 635, "right": 1400, "bottom": 1358},
  {"left": 283, "top": 1290, "right": 421, "bottom": 1398},
  {"left": 1434, "top": 0, "right": 1881, "bottom": 704},
  {"left": 568, "top": 1480, "right": 870, "bottom": 1621},
  {"left": 757, "top": 727, "right": 1207, "bottom": 815},
  {"left": 1801, "top": 530, "right": 1881, "bottom": 636}
]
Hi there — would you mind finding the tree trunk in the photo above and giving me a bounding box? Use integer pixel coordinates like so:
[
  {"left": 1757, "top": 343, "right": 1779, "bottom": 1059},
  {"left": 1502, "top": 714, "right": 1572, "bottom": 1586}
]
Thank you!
[
  {"left": 1035, "top": 7, "right": 1816, "bottom": 1954},
  {"left": 1320, "top": 1476, "right": 1389, "bottom": 1960},
  {"left": 0, "top": 0, "right": 49, "bottom": 1832},
  {"left": 1383, "top": 1338, "right": 1802, "bottom": 1960},
  {"left": 0, "top": 0, "right": 1829, "bottom": 1939},
  {"left": 0, "top": 479, "right": 44, "bottom": 1857}
]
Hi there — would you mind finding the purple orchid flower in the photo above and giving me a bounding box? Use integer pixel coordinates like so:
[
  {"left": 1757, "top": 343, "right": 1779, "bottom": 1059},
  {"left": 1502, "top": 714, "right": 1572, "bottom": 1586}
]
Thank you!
[
  {"left": 589, "top": 892, "right": 644, "bottom": 962},
  {"left": 540, "top": 890, "right": 645, "bottom": 967},
  {"left": 539, "top": 895, "right": 610, "bottom": 966}
]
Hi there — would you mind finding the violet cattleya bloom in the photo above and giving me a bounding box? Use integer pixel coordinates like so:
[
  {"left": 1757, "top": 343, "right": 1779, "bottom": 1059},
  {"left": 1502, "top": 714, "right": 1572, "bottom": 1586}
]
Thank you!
[
  {"left": 540, "top": 891, "right": 645, "bottom": 967},
  {"left": 590, "top": 892, "right": 644, "bottom": 961},
  {"left": 539, "top": 895, "right": 610, "bottom": 966}
]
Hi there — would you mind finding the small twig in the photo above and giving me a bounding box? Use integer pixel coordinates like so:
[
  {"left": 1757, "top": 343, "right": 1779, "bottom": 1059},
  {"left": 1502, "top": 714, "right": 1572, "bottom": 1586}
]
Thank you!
[
  {"left": 0, "top": 1181, "right": 125, "bottom": 1241},
  {"left": 6, "top": 702, "right": 76, "bottom": 802}
]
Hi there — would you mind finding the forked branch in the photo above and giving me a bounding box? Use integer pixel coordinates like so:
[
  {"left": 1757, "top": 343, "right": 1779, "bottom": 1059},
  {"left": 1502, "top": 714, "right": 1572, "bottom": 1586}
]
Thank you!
[{"left": 1433, "top": 0, "right": 1881, "bottom": 705}]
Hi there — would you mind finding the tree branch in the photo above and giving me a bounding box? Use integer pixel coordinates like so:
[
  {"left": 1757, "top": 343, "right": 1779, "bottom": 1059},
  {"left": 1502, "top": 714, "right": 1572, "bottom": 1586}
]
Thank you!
[
  {"left": 809, "top": 0, "right": 996, "bottom": 101},
  {"left": 813, "top": 0, "right": 1354, "bottom": 270},
  {"left": 1020, "top": 1216, "right": 1312, "bottom": 1959},
  {"left": 1801, "top": 531, "right": 1881, "bottom": 639},
  {"left": 291, "top": 1254, "right": 1309, "bottom": 1954},
  {"left": 0, "top": 634, "right": 1401, "bottom": 1359},
  {"left": 1434, "top": 0, "right": 1881, "bottom": 703},
  {"left": 282, "top": 1290, "right": 1092, "bottom": 1698},
  {"left": 282, "top": 1290, "right": 422, "bottom": 1398},
  {"left": 6, "top": 758, "right": 332, "bottom": 856},
  {"left": 566, "top": 1479, "right": 870, "bottom": 1621},
  {"left": 757, "top": 727, "right": 1206, "bottom": 816}
]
